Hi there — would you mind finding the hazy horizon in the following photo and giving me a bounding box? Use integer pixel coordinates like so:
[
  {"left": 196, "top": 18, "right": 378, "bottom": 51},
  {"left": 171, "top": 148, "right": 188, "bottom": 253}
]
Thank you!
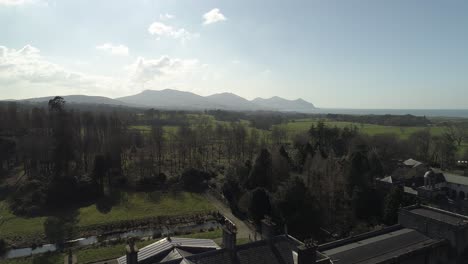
[
  {"left": 1, "top": 0, "right": 468, "bottom": 109},
  {"left": 6, "top": 89, "right": 468, "bottom": 113}
]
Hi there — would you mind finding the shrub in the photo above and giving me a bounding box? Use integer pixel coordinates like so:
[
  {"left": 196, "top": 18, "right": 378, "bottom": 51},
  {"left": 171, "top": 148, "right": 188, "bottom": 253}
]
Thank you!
[
  {"left": 9, "top": 179, "right": 47, "bottom": 216},
  {"left": 0, "top": 238, "right": 7, "bottom": 256},
  {"left": 180, "top": 168, "right": 213, "bottom": 193}
]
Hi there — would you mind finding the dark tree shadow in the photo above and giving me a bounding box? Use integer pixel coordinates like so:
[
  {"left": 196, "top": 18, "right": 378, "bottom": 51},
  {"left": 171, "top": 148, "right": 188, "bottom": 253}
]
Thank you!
[
  {"left": 96, "top": 195, "right": 113, "bottom": 214},
  {"left": 96, "top": 189, "right": 126, "bottom": 214}
]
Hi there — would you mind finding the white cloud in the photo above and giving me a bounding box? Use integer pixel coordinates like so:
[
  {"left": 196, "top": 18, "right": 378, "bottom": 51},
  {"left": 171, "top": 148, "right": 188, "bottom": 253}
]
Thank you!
[
  {"left": 148, "top": 22, "right": 196, "bottom": 42},
  {"left": 96, "top": 43, "right": 129, "bottom": 56},
  {"left": 0, "top": 45, "right": 115, "bottom": 96},
  {"left": 159, "top": 13, "right": 174, "bottom": 21},
  {"left": 0, "top": 0, "right": 40, "bottom": 6},
  {"left": 126, "top": 55, "right": 199, "bottom": 85},
  {"left": 0, "top": 45, "right": 213, "bottom": 98},
  {"left": 203, "top": 8, "right": 226, "bottom": 25}
]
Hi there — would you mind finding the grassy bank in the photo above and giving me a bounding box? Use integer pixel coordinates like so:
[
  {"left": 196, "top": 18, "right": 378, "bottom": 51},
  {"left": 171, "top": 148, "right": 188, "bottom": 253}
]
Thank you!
[{"left": 0, "top": 192, "right": 214, "bottom": 242}]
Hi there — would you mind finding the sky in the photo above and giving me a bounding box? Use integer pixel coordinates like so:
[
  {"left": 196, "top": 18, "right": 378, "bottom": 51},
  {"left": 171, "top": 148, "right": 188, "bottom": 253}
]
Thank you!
[{"left": 1, "top": 0, "right": 468, "bottom": 109}]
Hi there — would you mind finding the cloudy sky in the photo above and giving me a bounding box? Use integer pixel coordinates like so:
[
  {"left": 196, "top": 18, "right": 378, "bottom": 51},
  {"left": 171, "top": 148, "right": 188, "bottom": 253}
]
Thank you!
[{"left": 1, "top": 0, "right": 468, "bottom": 109}]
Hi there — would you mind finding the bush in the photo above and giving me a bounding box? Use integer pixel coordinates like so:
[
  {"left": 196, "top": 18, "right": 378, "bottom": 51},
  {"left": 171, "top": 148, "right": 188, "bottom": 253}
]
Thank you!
[
  {"left": 9, "top": 179, "right": 47, "bottom": 216},
  {"left": 138, "top": 173, "right": 167, "bottom": 190},
  {"left": 180, "top": 168, "right": 213, "bottom": 193},
  {"left": 0, "top": 238, "right": 7, "bottom": 256}
]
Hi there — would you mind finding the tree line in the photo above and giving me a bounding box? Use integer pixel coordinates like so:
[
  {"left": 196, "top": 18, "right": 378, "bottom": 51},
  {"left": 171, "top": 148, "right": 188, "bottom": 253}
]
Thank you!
[{"left": 0, "top": 98, "right": 466, "bottom": 244}]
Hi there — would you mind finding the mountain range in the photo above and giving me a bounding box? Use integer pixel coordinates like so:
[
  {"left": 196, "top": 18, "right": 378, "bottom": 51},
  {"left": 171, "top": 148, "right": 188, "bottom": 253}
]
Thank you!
[{"left": 15, "top": 89, "right": 317, "bottom": 113}]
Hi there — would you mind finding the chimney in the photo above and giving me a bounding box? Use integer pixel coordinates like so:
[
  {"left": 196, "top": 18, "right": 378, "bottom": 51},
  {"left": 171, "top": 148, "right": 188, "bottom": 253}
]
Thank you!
[
  {"left": 126, "top": 238, "right": 139, "bottom": 264},
  {"left": 295, "top": 240, "right": 317, "bottom": 264},
  {"left": 261, "top": 217, "right": 277, "bottom": 240},
  {"left": 222, "top": 219, "right": 237, "bottom": 250}
]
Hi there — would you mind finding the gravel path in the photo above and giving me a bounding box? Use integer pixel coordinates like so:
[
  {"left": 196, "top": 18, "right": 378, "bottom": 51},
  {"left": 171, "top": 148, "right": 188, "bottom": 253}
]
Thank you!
[{"left": 204, "top": 192, "right": 256, "bottom": 240}]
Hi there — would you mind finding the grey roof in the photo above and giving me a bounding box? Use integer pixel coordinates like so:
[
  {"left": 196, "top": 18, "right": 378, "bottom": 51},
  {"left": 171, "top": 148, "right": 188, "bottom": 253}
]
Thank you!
[
  {"left": 236, "top": 241, "right": 285, "bottom": 264},
  {"left": 443, "top": 172, "right": 468, "bottom": 186},
  {"left": 236, "top": 235, "right": 303, "bottom": 264},
  {"left": 116, "top": 237, "right": 220, "bottom": 264},
  {"left": 403, "top": 159, "right": 422, "bottom": 168},
  {"left": 160, "top": 248, "right": 192, "bottom": 263},
  {"left": 379, "top": 176, "right": 393, "bottom": 184},
  {"left": 409, "top": 207, "right": 468, "bottom": 226},
  {"left": 403, "top": 186, "right": 418, "bottom": 195},
  {"left": 163, "top": 235, "right": 303, "bottom": 264},
  {"left": 177, "top": 249, "right": 235, "bottom": 264},
  {"left": 322, "top": 228, "right": 443, "bottom": 264}
]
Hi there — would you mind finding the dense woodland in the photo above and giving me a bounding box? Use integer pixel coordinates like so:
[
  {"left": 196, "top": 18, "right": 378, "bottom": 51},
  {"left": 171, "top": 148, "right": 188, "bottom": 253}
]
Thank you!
[
  {"left": 325, "top": 113, "right": 431, "bottom": 126},
  {"left": 0, "top": 97, "right": 467, "bottom": 245}
]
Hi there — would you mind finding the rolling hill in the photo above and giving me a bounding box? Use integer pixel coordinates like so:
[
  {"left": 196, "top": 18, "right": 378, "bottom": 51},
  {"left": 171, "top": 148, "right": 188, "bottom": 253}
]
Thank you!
[
  {"left": 11, "top": 89, "right": 317, "bottom": 113},
  {"left": 252, "top": 96, "right": 316, "bottom": 112},
  {"left": 20, "top": 95, "right": 125, "bottom": 105},
  {"left": 117, "top": 89, "right": 316, "bottom": 112}
]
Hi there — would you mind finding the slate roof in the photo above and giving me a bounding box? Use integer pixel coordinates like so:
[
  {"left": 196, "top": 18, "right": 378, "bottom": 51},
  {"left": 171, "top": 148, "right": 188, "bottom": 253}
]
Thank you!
[
  {"left": 443, "top": 172, "right": 468, "bottom": 186},
  {"left": 116, "top": 237, "right": 220, "bottom": 264},
  {"left": 409, "top": 206, "right": 468, "bottom": 226},
  {"left": 157, "top": 235, "right": 305, "bottom": 264},
  {"left": 321, "top": 228, "right": 444, "bottom": 264}
]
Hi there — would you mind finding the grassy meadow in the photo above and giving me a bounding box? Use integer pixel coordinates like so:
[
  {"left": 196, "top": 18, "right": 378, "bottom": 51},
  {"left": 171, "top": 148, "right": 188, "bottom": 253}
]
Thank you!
[
  {"left": 280, "top": 118, "right": 446, "bottom": 139},
  {"left": 280, "top": 118, "right": 468, "bottom": 156},
  {"left": 130, "top": 115, "right": 468, "bottom": 156},
  {"left": 0, "top": 192, "right": 214, "bottom": 242}
]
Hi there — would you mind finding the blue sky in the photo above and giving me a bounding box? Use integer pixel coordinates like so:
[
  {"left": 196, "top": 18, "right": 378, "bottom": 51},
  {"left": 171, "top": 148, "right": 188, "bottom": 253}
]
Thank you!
[{"left": 1, "top": 0, "right": 467, "bottom": 108}]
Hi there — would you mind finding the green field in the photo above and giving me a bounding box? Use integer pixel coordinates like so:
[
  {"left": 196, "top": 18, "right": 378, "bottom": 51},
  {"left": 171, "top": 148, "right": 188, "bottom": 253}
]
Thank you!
[
  {"left": 280, "top": 119, "right": 468, "bottom": 156},
  {"left": 280, "top": 118, "right": 445, "bottom": 139},
  {"left": 0, "top": 192, "right": 214, "bottom": 241},
  {"left": 130, "top": 118, "right": 467, "bottom": 157}
]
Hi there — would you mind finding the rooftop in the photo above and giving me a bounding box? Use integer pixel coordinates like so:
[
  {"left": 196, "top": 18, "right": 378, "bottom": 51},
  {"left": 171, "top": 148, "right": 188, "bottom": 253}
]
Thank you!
[
  {"left": 407, "top": 205, "right": 468, "bottom": 226},
  {"left": 403, "top": 186, "right": 418, "bottom": 195},
  {"left": 116, "top": 237, "right": 220, "bottom": 264},
  {"left": 160, "top": 235, "right": 311, "bottom": 264},
  {"left": 443, "top": 172, "right": 468, "bottom": 186},
  {"left": 321, "top": 228, "right": 444, "bottom": 264},
  {"left": 403, "top": 158, "right": 423, "bottom": 168}
]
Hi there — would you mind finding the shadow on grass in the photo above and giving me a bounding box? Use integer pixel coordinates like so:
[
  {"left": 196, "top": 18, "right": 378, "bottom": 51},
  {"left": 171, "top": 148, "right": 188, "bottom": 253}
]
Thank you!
[{"left": 96, "top": 189, "right": 128, "bottom": 214}]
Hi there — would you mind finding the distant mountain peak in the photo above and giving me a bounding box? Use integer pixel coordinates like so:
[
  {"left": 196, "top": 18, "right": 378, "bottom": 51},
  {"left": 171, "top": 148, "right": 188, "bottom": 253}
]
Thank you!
[
  {"left": 252, "top": 96, "right": 315, "bottom": 112},
  {"left": 12, "top": 90, "right": 317, "bottom": 113}
]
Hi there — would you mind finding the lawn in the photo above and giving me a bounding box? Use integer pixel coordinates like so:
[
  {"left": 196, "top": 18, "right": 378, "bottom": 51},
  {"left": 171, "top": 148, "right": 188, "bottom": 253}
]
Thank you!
[
  {"left": 280, "top": 118, "right": 468, "bottom": 156},
  {"left": 281, "top": 118, "right": 446, "bottom": 139},
  {"left": 0, "top": 192, "right": 214, "bottom": 241}
]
